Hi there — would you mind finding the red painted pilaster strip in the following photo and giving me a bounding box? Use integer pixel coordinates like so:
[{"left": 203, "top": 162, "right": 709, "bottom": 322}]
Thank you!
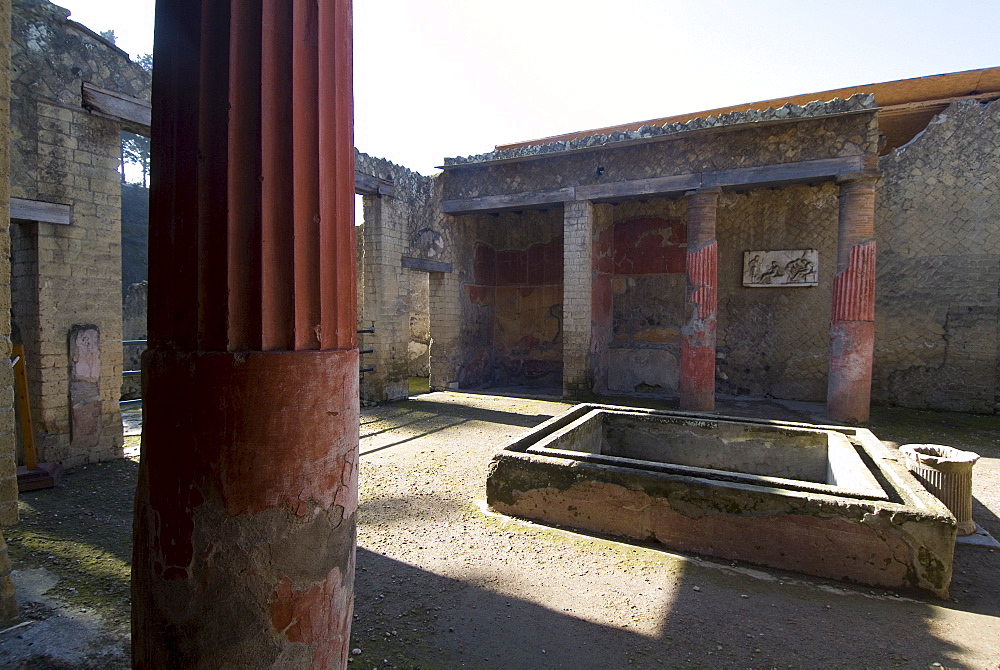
[
  {"left": 318, "top": 0, "right": 356, "bottom": 350},
  {"left": 831, "top": 240, "right": 876, "bottom": 323},
  {"left": 261, "top": 1, "right": 296, "bottom": 350},
  {"left": 680, "top": 187, "right": 721, "bottom": 412},
  {"left": 291, "top": 0, "right": 321, "bottom": 350},
  {"left": 828, "top": 171, "right": 879, "bottom": 424}
]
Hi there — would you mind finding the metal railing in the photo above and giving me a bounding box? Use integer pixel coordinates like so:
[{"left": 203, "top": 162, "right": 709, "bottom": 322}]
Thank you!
[{"left": 120, "top": 339, "right": 147, "bottom": 408}]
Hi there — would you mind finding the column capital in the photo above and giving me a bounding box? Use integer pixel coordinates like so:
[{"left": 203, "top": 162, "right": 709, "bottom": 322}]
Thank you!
[{"left": 835, "top": 170, "right": 881, "bottom": 187}]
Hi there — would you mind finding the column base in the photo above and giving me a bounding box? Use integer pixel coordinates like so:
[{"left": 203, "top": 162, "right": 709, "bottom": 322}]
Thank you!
[
  {"left": 827, "top": 321, "right": 874, "bottom": 424},
  {"left": 132, "top": 349, "right": 358, "bottom": 668},
  {"left": 679, "top": 343, "right": 715, "bottom": 412}
]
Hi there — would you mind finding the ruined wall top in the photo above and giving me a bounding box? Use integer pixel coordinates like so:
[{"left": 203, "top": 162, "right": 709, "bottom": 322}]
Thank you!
[
  {"left": 11, "top": 0, "right": 150, "bottom": 106},
  {"left": 356, "top": 149, "right": 436, "bottom": 200},
  {"left": 442, "top": 94, "right": 876, "bottom": 168}
]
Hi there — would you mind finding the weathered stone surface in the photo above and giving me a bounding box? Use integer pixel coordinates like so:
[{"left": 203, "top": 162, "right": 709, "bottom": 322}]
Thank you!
[
  {"left": 874, "top": 99, "right": 1000, "bottom": 413},
  {"left": 742, "top": 249, "right": 819, "bottom": 287},
  {"left": 8, "top": 0, "right": 140, "bottom": 465},
  {"left": 488, "top": 405, "right": 956, "bottom": 598},
  {"left": 68, "top": 325, "right": 101, "bottom": 449}
]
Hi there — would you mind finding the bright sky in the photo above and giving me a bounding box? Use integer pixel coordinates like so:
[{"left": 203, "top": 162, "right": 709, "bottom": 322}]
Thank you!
[{"left": 57, "top": 0, "right": 1000, "bottom": 175}]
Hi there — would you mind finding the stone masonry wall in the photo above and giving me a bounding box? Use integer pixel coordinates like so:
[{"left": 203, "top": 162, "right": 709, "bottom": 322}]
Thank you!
[
  {"left": 717, "top": 184, "right": 839, "bottom": 401},
  {"left": 443, "top": 112, "right": 879, "bottom": 201},
  {"left": 9, "top": 0, "right": 150, "bottom": 465},
  {"left": 874, "top": 99, "right": 1000, "bottom": 414},
  {"left": 355, "top": 151, "right": 443, "bottom": 402}
]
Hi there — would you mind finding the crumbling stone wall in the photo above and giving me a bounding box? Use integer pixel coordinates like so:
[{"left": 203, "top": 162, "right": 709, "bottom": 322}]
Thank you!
[
  {"left": 355, "top": 151, "right": 445, "bottom": 402},
  {"left": 9, "top": 0, "right": 150, "bottom": 465},
  {"left": 874, "top": 99, "right": 1000, "bottom": 413}
]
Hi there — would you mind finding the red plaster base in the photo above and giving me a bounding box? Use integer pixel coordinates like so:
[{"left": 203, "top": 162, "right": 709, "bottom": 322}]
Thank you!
[
  {"left": 679, "top": 342, "right": 715, "bottom": 411},
  {"left": 827, "top": 321, "right": 875, "bottom": 424},
  {"left": 132, "top": 349, "right": 359, "bottom": 669}
]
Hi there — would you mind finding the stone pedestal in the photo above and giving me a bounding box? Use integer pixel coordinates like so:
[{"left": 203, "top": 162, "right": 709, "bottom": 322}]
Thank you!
[
  {"left": 828, "top": 172, "right": 879, "bottom": 424},
  {"left": 901, "top": 444, "right": 980, "bottom": 535},
  {"left": 132, "top": 1, "right": 358, "bottom": 667},
  {"left": 680, "top": 188, "right": 721, "bottom": 411}
]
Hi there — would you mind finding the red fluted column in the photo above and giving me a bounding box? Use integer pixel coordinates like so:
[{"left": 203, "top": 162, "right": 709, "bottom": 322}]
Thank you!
[
  {"left": 827, "top": 171, "right": 879, "bottom": 424},
  {"left": 133, "top": 2, "right": 358, "bottom": 667},
  {"left": 680, "top": 188, "right": 721, "bottom": 411}
]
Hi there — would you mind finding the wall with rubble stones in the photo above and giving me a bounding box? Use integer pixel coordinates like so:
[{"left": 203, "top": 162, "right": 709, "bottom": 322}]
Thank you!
[
  {"left": 873, "top": 99, "right": 1000, "bottom": 414},
  {"left": 8, "top": 0, "right": 150, "bottom": 466}
]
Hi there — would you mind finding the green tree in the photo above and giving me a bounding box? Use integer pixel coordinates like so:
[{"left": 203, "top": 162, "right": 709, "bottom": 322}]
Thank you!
[
  {"left": 99, "top": 29, "right": 116, "bottom": 44},
  {"left": 121, "top": 133, "right": 151, "bottom": 187},
  {"left": 119, "top": 53, "right": 153, "bottom": 185}
]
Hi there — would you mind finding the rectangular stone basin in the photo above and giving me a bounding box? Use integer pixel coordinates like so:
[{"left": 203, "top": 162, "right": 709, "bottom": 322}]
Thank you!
[{"left": 486, "top": 404, "right": 957, "bottom": 598}]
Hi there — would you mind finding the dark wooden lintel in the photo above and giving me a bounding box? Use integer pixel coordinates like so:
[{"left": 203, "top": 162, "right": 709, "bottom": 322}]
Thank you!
[
  {"left": 82, "top": 82, "right": 151, "bottom": 135},
  {"left": 355, "top": 171, "right": 395, "bottom": 197},
  {"left": 10, "top": 198, "right": 72, "bottom": 225},
  {"left": 576, "top": 173, "right": 701, "bottom": 202},
  {"left": 702, "top": 156, "right": 865, "bottom": 189},
  {"left": 401, "top": 256, "right": 452, "bottom": 273},
  {"left": 442, "top": 187, "right": 575, "bottom": 215},
  {"left": 441, "top": 155, "right": 868, "bottom": 214}
]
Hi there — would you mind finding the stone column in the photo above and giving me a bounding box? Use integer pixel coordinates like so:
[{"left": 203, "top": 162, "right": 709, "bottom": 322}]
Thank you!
[
  {"left": 563, "top": 200, "right": 595, "bottom": 397},
  {"left": 680, "top": 188, "right": 721, "bottom": 411},
  {"left": 828, "top": 172, "right": 879, "bottom": 424},
  {"left": 132, "top": 2, "right": 358, "bottom": 668}
]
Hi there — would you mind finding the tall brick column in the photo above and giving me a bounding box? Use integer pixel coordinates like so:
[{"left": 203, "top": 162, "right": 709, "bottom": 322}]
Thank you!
[
  {"left": 680, "top": 188, "right": 721, "bottom": 411},
  {"left": 563, "top": 200, "right": 595, "bottom": 396},
  {"left": 828, "top": 172, "right": 879, "bottom": 424},
  {"left": 132, "top": 2, "right": 358, "bottom": 667}
]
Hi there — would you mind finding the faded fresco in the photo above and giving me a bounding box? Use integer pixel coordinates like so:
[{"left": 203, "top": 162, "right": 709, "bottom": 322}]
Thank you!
[{"left": 743, "top": 249, "right": 819, "bottom": 287}]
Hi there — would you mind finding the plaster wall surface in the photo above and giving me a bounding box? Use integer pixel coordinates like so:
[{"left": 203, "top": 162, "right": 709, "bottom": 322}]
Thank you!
[
  {"left": 8, "top": 0, "right": 150, "bottom": 465},
  {"left": 874, "top": 99, "right": 1000, "bottom": 414},
  {"left": 454, "top": 209, "right": 564, "bottom": 389}
]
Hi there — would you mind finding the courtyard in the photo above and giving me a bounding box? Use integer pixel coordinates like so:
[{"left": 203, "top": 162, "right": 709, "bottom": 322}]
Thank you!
[{"left": 2, "top": 392, "right": 998, "bottom": 668}]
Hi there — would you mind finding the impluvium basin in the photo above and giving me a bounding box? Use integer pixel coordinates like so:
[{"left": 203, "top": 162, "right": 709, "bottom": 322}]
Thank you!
[{"left": 486, "top": 404, "right": 956, "bottom": 598}]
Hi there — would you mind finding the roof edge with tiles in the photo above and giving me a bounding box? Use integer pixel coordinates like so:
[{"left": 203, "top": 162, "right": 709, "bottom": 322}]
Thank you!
[{"left": 441, "top": 93, "right": 876, "bottom": 168}]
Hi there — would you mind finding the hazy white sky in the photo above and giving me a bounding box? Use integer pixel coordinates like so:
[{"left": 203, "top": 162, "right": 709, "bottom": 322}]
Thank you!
[{"left": 58, "top": 0, "right": 1000, "bottom": 175}]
